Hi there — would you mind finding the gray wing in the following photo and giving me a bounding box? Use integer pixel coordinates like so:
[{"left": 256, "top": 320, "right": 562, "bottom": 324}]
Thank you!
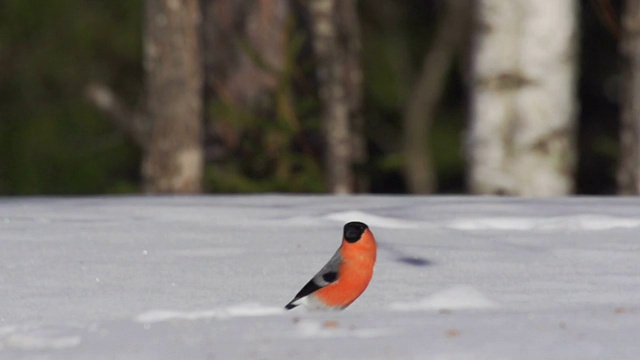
[{"left": 285, "top": 249, "right": 342, "bottom": 309}]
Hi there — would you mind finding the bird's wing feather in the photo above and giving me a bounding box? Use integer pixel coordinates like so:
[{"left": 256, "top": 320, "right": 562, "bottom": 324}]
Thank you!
[{"left": 285, "top": 249, "right": 342, "bottom": 308}]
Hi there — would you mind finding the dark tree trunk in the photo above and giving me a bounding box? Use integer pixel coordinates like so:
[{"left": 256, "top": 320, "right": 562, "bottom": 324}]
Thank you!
[
  {"left": 200, "top": 0, "right": 293, "bottom": 187},
  {"left": 336, "top": 0, "right": 367, "bottom": 192},
  {"left": 201, "top": 0, "right": 289, "bottom": 112},
  {"left": 618, "top": 0, "right": 640, "bottom": 194}
]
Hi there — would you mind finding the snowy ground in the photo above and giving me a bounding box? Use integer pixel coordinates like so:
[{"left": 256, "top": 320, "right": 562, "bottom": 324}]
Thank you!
[{"left": 1, "top": 196, "right": 639, "bottom": 359}]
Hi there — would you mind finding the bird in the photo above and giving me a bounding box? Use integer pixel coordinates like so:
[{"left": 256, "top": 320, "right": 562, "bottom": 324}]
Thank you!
[{"left": 285, "top": 221, "right": 377, "bottom": 311}]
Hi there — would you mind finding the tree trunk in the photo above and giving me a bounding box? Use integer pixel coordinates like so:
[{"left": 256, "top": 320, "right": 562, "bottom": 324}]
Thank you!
[
  {"left": 201, "top": 0, "right": 289, "bottom": 113},
  {"left": 308, "top": 0, "right": 356, "bottom": 194},
  {"left": 335, "top": 0, "right": 367, "bottom": 192},
  {"left": 403, "top": 0, "right": 471, "bottom": 194},
  {"left": 468, "top": 0, "right": 579, "bottom": 196},
  {"left": 142, "top": 0, "right": 204, "bottom": 193},
  {"left": 618, "top": 0, "right": 640, "bottom": 194}
]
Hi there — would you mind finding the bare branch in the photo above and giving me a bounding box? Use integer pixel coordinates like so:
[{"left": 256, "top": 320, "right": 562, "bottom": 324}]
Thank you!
[
  {"left": 85, "top": 82, "right": 150, "bottom": 148},
  {"left": 403, "top": 0, "right": 471, "bottom": 194}
]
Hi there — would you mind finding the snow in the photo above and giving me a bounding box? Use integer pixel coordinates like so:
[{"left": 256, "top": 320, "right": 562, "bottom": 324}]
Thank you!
[
  {"left": 134, "top": 303, "right": 283, "bottom": 323},
  {"left": 1, "top": 196, "right": 640, "bottom": 359},
  {"left": 390, "top": 285, "right": 498, "bottom": 311}
]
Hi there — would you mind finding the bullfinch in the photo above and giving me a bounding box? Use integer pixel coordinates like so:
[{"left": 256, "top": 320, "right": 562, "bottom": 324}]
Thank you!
[{"left": 285, "top": 221, "right": 377, "bottom": 310}]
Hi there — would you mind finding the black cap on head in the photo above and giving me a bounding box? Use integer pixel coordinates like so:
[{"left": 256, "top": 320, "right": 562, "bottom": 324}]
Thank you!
[{"left": 344, "top": 221, "right": 368, "bottom": 243}]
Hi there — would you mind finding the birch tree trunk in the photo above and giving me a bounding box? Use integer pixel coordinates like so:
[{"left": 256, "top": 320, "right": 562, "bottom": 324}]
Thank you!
[
  {"left": 618, "top": 0, "right": 640, "bottom": 194},
  {"left": 308, "top": 0, "right": 359, "bottom": 194},
  {"left": 468, "top": 0, "right": 579, "bottom": 196},
  {"left": 142, "top": 0, "right": 204, "bottom": 193}
]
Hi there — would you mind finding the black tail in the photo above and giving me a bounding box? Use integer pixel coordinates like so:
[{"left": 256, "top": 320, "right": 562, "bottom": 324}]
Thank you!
[
  {"left": 285, "top": 278, "right": 320, "bottom": 310},
  {"left": 284, "top": 301, "right": 298, "bottom": 310}
]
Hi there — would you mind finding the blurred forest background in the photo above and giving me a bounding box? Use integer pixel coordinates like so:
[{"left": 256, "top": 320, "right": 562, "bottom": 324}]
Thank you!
[{"left": 0, "top": 0, "right": 632, "bottom": 195}]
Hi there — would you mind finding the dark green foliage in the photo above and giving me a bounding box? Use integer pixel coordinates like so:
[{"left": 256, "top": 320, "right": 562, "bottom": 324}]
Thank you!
[{"left": 0, "top": 0, "right": 142, "bottom": 194}]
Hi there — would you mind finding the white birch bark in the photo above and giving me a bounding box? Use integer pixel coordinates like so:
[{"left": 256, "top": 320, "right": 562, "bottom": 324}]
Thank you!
[{"left": 468, "top": 0, "right": 579, "bottom": 196}]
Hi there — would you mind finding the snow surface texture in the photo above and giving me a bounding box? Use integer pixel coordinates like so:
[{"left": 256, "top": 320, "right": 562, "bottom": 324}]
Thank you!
[{"left": 1, "top": 196, "right": 640, "bottom": 359}]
